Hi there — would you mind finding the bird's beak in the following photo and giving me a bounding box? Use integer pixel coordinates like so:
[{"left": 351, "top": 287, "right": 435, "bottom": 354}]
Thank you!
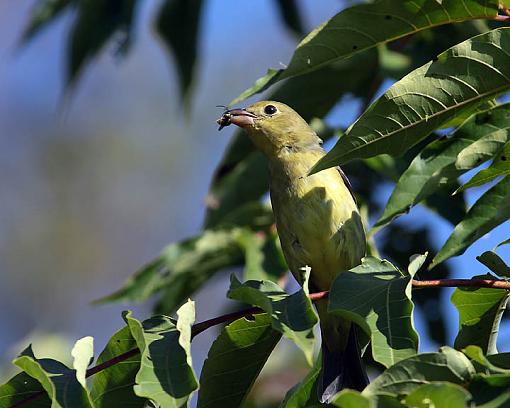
[{"left": 217, "top": 109, "right": 257, "bottom": 130}]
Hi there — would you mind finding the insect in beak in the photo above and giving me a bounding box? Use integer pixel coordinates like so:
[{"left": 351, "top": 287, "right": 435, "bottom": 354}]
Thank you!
[{"left": 216, "top": 108, "right": 257, "bottom": 130}]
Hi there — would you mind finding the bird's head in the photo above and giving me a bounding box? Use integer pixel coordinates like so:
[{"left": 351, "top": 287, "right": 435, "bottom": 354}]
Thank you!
[{"left": 217, "top": 101, "right": 321, "bottom": 158}]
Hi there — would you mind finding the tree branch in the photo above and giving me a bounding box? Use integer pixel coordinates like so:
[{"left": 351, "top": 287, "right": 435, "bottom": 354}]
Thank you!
[
  {"left": 8, "top": 280, "right": 508, "bottom": 407},
  {"left": 412, "top": 278, "right": 510, "bottom": 290}
]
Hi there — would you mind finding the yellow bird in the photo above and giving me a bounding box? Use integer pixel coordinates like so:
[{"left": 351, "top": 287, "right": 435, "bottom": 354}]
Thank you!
[{"left": 217, "top": 101, "right": 368, "bottom": 402}]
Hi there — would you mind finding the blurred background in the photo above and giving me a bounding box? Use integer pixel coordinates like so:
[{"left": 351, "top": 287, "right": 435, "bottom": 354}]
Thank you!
[{"left": 1, "top": 0, "right": 509, "bottom": 405}]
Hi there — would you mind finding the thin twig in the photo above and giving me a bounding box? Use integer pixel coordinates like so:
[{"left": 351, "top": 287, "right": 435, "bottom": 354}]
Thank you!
[
  {"left": 412, "top": 278, "right": 510, "bottom": 290},
  {"left": 192, "top": 306, "right": 262, "bottom": 338},
  {"left": 8, "top": 280, "right": 508, "bottom": 408}
]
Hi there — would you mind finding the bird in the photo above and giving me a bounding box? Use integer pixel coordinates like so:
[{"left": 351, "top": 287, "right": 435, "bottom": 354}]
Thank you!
[{"left": 216, "top": 101, "right": 369, "bottom": 402}]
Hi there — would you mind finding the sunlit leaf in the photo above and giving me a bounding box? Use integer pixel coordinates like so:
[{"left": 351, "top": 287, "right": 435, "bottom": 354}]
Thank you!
[
  {"left": 457, "top": 140, "right": 510, "bottom": 192},
  {"left": 451, "top": 274, "right": 509, "bottom": 354},
  {"left": 455, "top": 129, "right": 508, "bottom": 170},
  {"left": 328, "top": 257, "right": 418, "bottom": 368},
  {"left": 313, "top": 28, "right": 510, "bottom": 172},
  {"left": 405, "top": 382, "right": 471, "bottom": 408},
  {"left": 408, "top": 253, "right": 428, "bottom": 276},
  {"left": 234, "top": 0, "right": 499, "bottom": 102},
  {"left": 331, "top": 389, "right": 371, "bottom": 408},
  {"left": 197, "top": 314, "right": 281, "bottom": 408},
  {"left": 71, "top": 336, "right": 94, "bottom": 389},
  {"left": 227, "top": 271, "right": 318, "bottom": 365},
  {"left": 124, "top": 303, "right": 198, "bottom": 407},
  {"left": 363, "top": 347, "right": 475, "bottom": 397},
  {"left": 431, "top": 177, "right": 510, "bottom": 267},
  {"left": 375, "top": 104, "right": 510, "bottom": 227},
  {"left": 13, "top": 345, "right": 94, "bottom": 408},
  {"left": 463, "top": 345, "right": 510, "bottom": 374},
  {"left": 90, "top": 326, "right": 144, "bottom": 407}
]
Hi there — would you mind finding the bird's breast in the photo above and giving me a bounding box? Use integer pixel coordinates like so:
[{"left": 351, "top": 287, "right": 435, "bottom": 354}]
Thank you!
[{"left": 270, "top": 167, "right": 365, "bottom": 291}]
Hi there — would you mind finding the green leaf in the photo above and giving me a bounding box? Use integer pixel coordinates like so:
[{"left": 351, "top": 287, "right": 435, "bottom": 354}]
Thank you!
[
  {"left": 68, "top": 0, "right": 137, "bottom": 85},
  {"left": 234, "top": 0, "right": 499, "bottom": 102},
  {"left": 328, "top": 257, "right": 418, "bottom": 368},
  {"left": 363, "top": 347, "right": 475, "bottom": 397},
  {"left": 408, "top": 253, "right": 428, "bottom": 275},
  {"left": 124, "top": 302, "right": 198, "bottom": 407},
  {"left": 463, "top": 345, "right": 510, "bottom": 374},
  {"left": 227, "top": 272, "right": 318, "bottom": 365},
  {"left": 486, "top": 353, "right": 510, "bottom": 369},
  {"left": 212, "top": 202, "right": 275, "bottom": 230},
  {"left": 313, "top": 28, "right": 510, "bottom": 172},
  {"left": 469, "top": 375, "right": 510, "bottom": 407},
  {"left": 71, "top": 336, "right": 94, "bottom": 389},
  {"left": 229, "top": 69, "right": 281, "bottom": 106},
  {"left": 404, "top": 382, "right": 472, "bottom": 408},
  {"left": 497, "top": 237, "right": 510, "bottom": 248},
  {"left": 96, "top": 228, "right": 245, "bottom": 313},
  {"left": 211, "top": 50, "right": 378, "bottom": 228},
  {"left": 90, "top": 326, "right": 145, "bottom": 407},
  {"left": 280, "top": 356, "right": 321, "bottom": 408},
  {"left": 476, "top": 387, "right": 510, "bottom": 408},
  {"left": 375, "top": 104, "right": 510, "bottom": 227},
  {"left": 451, "top": 275, "right": 510, "bottom": 354},
  {"left": 156, "top": 0, "right": 204, "bottom": 100},
  {"left": 364, "top": 151, "right": 467, "bottom": 227},
  {"left": 0, "top": 371, "right": 49, "bottom": 408},
  {"left": 457, "top": 140, "right": 510, "bottom": 192},
  {"left": 13, "top": 345, "right": 94, "bottom": 408},
  {"left": 22, "top": 0, "right": 73, "bottom": 43},
  {"left": 204, "top": 153, "right": 269, "bottom": 229},
  {"left": 455, "top": 130, "right": 509, "bottom": 170},
  {"left": 477, "top": 251, "right": 510, "bottom": 277},
  {"left": 273, "top": 0, "right": 304, "bottom": 37},
  {"left": 237, "top": 229, "right": 287, "bottom": 282},
  {"left": 431, "top": 177, "right": 510, "bottom": 267},
  {"left": 466, "top": 351, "right": 510, "bottom": 406},
  {"left": 424, "top": 188, "right": 467, "bottom": 226},
  {"left": 331, "top": 389, "right": 371, "bottom": 408},
  {"left": 197, "top": 314, "right": 281, "bottom": 408},
  {"left": 379, "top": 46, "right": 412, "bottom": 79}
]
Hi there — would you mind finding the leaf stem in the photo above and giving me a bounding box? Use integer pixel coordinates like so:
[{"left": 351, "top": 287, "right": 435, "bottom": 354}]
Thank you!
[{"left": 8, "top": 281, "right": 508, "bottom": 407}]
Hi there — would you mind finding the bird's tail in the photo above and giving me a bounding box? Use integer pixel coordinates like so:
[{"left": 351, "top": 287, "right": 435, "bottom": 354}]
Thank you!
[
  {"left": 319, "top": 325, "right": 369, "bottom": 403},
  {"left": 315, "top": 300, "right": 369, "bottom": 403}
]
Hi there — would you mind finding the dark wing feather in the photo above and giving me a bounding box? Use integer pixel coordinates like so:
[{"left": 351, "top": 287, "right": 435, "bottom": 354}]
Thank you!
[{"left": 336, "top": 167, "right": 357, "bottom": 204}]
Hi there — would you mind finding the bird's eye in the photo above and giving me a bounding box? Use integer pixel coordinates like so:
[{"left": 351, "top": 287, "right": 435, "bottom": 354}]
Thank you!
[{"left": 264, "top": 105, "right": 277, "bottom": 115}]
